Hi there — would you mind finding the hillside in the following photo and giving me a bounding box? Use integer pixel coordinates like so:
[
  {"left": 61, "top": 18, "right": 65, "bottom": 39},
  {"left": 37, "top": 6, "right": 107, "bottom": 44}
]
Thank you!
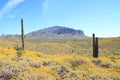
[
  {"left": 0, "top": 26, "right": 86, "bottom": 41},
  {"left": 26, "top": 26, "right": 86, "bottom": 41},
  {"left": 0, "top": 35, "right": 120, "bottom": 80},
  {"left": 0, "top": 38, "right": 120, "bottom": 80},
  {"left": 27, "top": 26, "right": 85, "bottom": 36}
]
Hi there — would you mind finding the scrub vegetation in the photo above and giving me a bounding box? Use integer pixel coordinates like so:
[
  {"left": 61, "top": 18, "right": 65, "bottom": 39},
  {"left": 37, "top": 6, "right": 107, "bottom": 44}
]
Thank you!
[{"left": 0, "top": 37, "right": 120, "bottom": 80}]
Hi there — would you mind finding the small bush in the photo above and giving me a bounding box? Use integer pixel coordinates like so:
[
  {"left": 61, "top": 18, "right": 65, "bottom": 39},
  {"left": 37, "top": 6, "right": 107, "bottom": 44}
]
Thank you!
[
  {"left": 100, "top": 61, "right": 112, "bottom": 68},
  {"left": 25, "top": 57, "right": 42, "bottom": 68},
  {"left": 64, "top": 70, "right": 84, "bottom": 80},
  {"left": 52, "top": 64, "right": 71, "bottom": 79},
  {"left": 0, "top": 59, "right": 21, "bottom": 80},
  {"left": 29, "top": 60, "right": 41, "bottom": 68},
  {"left": 92, "top": 59, "right": 101, "bottom": 66},
  {"left": 70, "top": 59, "right": 86, "bottom": 68},
  {"left": 14, "top": 45, "right": 24, "bottom": 57}
]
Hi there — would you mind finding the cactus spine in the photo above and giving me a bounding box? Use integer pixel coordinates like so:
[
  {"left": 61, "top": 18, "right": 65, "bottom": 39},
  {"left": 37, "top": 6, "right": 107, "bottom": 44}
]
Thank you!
[
  {"left": 93, "top": 33, "right": 99, "bottom": 58},
  {"left": 21, "top": 18, "right": 24, "bottom": 50}
]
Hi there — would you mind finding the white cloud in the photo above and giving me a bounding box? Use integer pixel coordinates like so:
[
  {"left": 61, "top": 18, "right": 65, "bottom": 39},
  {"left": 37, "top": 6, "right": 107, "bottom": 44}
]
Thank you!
[
  {"left": 42, "top": 0, "right": 49, "bottom": 15},
  {"left": 42, "top": 0, "right": 66, "bottom": 15},
  {"left": 0, "top": 0, "right": 25, "bottom": 19}
]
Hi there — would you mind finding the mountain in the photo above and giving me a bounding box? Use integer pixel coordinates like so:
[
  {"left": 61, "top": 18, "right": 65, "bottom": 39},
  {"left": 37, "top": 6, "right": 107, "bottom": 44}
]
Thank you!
[
  {"left": 0, "top": 26, "right": 86, "bottom": 41},
  {"left": 27, "top": 26, "right": 85, "bottom": 36},
  {"left": 26, "top": 26, "right": 86, "bottom": 41}
]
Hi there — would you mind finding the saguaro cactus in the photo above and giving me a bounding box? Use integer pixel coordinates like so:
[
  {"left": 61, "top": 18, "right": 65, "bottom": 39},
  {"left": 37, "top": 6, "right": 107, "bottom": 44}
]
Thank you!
[
  {"left": 93, "top": 33, "right": 95, "bottom": 57},
  {"left": 93, "top": 33, "right": 99, "bottom": 58},
  {"left": 95, "top": 37, "right": 98, "bottom": 57},
  {"left": 21, "top": 18, "right": 24, "bottom": 50}
]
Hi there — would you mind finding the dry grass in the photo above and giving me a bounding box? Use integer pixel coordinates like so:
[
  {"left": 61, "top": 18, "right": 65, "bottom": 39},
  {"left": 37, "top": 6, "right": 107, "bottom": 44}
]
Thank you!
[{"left": 0, "top": 38, "right": 120, "bottom": 80}]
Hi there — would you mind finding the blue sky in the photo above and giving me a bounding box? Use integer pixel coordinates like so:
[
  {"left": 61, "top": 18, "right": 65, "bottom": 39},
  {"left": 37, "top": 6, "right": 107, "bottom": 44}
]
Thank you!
[{"left": 0, "top": 0, "right": 120, "bottom": 37}]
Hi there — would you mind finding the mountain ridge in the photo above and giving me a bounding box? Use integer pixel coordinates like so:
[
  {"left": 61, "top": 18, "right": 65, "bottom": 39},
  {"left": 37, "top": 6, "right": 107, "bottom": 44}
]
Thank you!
[
  {"left": 27, "top": 26, "right": 85, "bottom": 36},
  {"left": 0, "top": 26, "right": 86, "bottom": 41}
]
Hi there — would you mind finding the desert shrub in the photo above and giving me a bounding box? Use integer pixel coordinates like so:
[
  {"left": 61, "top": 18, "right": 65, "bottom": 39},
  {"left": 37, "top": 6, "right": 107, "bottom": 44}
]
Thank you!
[
  {"left": 67, "top": 59, "right": 86, "bottom": 69},
  {"left": 17, "top": 71, "right": 57, "bottom": 80},
  {"left": 16, "top": 50, "right": 23, "bottom": 57},
  {"left": 25, "top": 56, "right": 42, "bottom": 68},
  {"left": 0, "top": 68, "right": 13, "bottom": 80},
  {"left": 92, "top": 59, "right": 101, "bottom": 66},
  {"left": 42, "top": 61, "right": 51, "bottom": 66},
  {"left": 86, "top": 73, "right": 103, "bottom": 80},
  {"left": 0, "top": 59, "right": 21, "bottom": 80},
  {"left": 38, "top": 66, "right": 61, "bottom": 80},
  {"left": 18, "top": 60, "right": 30, "bottom": 71},
  {"left": 14, "top": 45, "right": 24, "bottom": 57},
  {"left": 51, "top": 63, "right": 72, "bottom": 79},
  {"left": 100, "top": 61, "right": 112, "bottom": 68},
  {"left": 0, "top": 58, "right": 31, "bottom": 80},
  {"left": 86, "top": 72, "right": 120, "bottom": 80},
  {"left": 63, "top": 70, "right": 84, "bottom": 80},
  {"left": 29, "top": 60, "right": 41, "bottom": 68}
]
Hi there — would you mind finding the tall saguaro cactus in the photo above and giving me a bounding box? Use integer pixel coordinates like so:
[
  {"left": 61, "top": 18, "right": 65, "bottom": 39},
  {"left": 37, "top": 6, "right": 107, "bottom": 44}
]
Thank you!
[
  {"left": 93, "top": 33, "right": 95, "bottom": 56},
  {"left": 93, "top": 33, "right": 99, "bottom": 58},
  {"left": 21, "top": 18, "right": 24, "bottom": 50}
]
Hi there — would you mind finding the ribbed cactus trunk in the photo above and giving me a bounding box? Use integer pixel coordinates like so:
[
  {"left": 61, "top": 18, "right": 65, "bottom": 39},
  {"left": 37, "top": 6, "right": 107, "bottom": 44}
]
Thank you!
[
  {"left": 93, "top": 33, "right": 99, "bottom": 58},
  {"left": 21, "top": 19, "right": 24, "bottom": 50},
  {"left": 93, "top": 33, "right": 95, "bottom": 57},
  {"left": 95, "top": 37, "right": 98, "bottom": 57}
]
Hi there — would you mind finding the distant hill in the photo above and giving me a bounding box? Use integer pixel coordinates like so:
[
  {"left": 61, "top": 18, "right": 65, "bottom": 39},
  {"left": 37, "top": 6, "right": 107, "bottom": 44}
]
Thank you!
[
  {"left": 26, "top": 26, "right": 86, "bottom": 41},
  {"left": 27, "top": 26, "right": 85, "bottom": 36},
  {"left": 0, "top": 26, "right": 86, "bottom": 41}
]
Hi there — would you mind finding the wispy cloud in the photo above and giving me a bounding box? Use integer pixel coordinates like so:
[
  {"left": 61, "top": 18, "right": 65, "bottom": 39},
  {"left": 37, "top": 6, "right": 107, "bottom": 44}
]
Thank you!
[
  {"left": 0, "top": 0, "right": 25, "bottom": 19},
  {"left": 42, "top": 0, "right": 65, "bottom": 15},
  {"left": 42, "top": 0, "right": 49, "bottom": 15}
]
